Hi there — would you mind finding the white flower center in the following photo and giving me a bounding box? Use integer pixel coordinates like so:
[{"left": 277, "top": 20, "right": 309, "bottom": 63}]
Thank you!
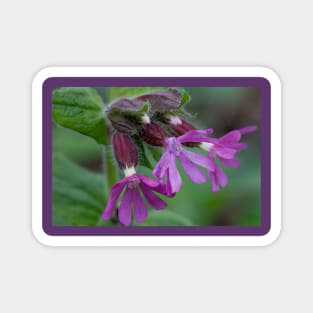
[
  {"left": 123, "top": 166, "right": 136, "bottom": 177},
  {"left": 199, "top": 142, "right": 214, "bottom": 152},
  {"left": 169, "top": 115, "right": 182, "bottom": 125},
  {"left": 141, "top": 114, "right": 150, "bottom": 124}
]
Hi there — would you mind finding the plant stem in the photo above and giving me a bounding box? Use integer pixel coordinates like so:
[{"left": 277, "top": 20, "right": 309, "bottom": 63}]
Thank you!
[{"left": 102, "top": 145, "right": 117, "bottom": 190}]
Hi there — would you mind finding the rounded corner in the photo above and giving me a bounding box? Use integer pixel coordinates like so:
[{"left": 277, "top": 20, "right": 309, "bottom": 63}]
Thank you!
[
  {"left": 32, "top": 66, "right": 58, "bottom": 90},
  {"left": 256, "top": 66, "right": 282, "bottom": 88},
  {"left": 31, "top": 224, "right": 55, "bottom": 247},
  {"left": 259, "top": 224, "right": 282, "bottom": 247}
]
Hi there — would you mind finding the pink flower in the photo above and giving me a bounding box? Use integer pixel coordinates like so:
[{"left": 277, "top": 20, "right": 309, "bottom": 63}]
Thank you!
[
  {"left": 200, "top": 125, "right": 257, "bottom": 192},
  {"left": 102, "top": 172, "right": 168, "bottom": 226},
  {"left": 152, "top": 129, "right": 215, "bottom": 195}
]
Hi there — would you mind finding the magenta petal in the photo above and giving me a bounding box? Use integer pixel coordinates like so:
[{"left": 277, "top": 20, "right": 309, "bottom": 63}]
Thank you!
[
  {"left": 207, "top": 155, "right": 216, "bottom": 170},
  {"left": 178, "top": 129, "right": 214, "bottom": 143},
  {"left": 138, "top": 174, "right": 160, "bottom": 189},
  {"left": 133, "top": 189, "right": 148, "bottom": 223},
  {"left": 118, "top": 187, "right": 133, "bottom": 226},
  {"left": 219, "top": 157, "right": 240, "bottom": 168},
  {"left": 102, "top": 179, "right": 127, "bottom": 220},
  {"left": 140, "top": 183, "right": 167, "bottom": 210},
  {"left": 168, "top": 154, "right": 182, "bottom": 193},
  {"left": 215, "top": 164, "right": 228, "bottom": 187},
  {"left": 178, "top": 152, "right": 206, "bottom": 184},
  {"left": 233, "top": 142, "right": 247, "bottom": 151},
  {"left": 165, "top": 169, "right": 175, "bottom": 196},
  {"left": 239, "top": 125, "right": 257, "bottom": 135},
  {"left": 218, "top": 130, "right": 241, "bottom": 145},
  {"left": 153, "top": 148, "right": 171, "bottom": 179},
  {"left": 214, "top": 145, "right": 237, "bottom": 159},
  {"left": 209, "top": 171, "right": 219, "bottom": 193},
  {"left": 182, "top": 149, "right": 214, "bottom": 171},
  {"left": 208, "top": 159, "right": 228, "bottom": 192},
  {"left": 150, "top": 179, "right": 174, "bottom": 197}
]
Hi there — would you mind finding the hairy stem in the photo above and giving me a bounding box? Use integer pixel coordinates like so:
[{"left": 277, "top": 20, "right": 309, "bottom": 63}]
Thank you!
[
  {"left": 102, "top": 144, "right": 117, "bottom": 190},
  {"left": 101, "top": 115, "right": 118, "bottom": 191}
]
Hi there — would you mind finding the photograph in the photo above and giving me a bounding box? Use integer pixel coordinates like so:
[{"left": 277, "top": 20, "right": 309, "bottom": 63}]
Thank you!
[{"left": 52, "top": 85, "right": 261, "bottom": 228}]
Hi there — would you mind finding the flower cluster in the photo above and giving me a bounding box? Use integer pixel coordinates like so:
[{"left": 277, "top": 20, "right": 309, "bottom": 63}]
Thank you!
[{"left": 102, "top": 88, "right": 256, "bottom": 226}]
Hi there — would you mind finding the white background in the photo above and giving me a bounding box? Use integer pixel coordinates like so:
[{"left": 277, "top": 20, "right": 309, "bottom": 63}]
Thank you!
[{"left": 0, "top": 1, "right": 309, "bottom": 312}]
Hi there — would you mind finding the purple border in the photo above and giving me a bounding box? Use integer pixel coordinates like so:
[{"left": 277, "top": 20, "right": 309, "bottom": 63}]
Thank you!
[{"left": 43, "top": 77, "right": 271, "bottom": 236}]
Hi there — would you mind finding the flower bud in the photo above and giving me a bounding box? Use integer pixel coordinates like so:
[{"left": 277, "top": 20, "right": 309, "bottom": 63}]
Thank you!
[
  {"left": 112, "top": 132, "right": 138, "bottom": 169},
  {"left": 167, "top": 118, "right": 198, "bottom": 147},
  {"left": 168, "top": 115, "right": 182, "bottom": 125},
  {"left": 136, "top": 88, "right": 183, "bottom": 113},
  {"left": 107, "top": 98, "right": 149, "bottom": 135},
  {"left": 109, "top": 97, "right": 145, "bottom": 111},
  {"left": 139, "top": 122, "right": 168, "bottom": 146},
  {"left": 108, "top": 110, "right": 139, "bottom": 134},
  {"left": 168, "top": 118, "right": 196, "bottom": 136}
]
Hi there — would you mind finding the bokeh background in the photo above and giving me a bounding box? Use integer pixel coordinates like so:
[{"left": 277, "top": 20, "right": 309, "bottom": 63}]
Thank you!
[{"left": 53, "top": 87, "right": 261, "bottom": 226}]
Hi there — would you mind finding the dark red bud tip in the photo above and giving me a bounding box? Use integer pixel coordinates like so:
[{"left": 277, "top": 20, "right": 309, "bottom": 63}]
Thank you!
[
  {"left": 139, "top": 122, "right": 168, "bottom": 147},
  {"left": 168, "top": 119, "right": 199, "bottom": 147},
  {"left": 112, "top": 132, "right": 138, "bottom": 169},
  {"left": 168, "top": 119, "right": 196, "bottom": 136}
]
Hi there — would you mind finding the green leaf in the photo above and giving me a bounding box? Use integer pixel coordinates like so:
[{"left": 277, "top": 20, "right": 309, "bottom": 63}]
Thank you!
[
  {"left": 138, "top": 101, "right": 149, "bottom": 114},
  {"left": 135, "top": 210, "right": 193, "bottom": 226},
  {"left": 53, "top": 122, "right": 102, "bottom": 162},
  {"left": 52, "top": 87, "right": 107, "bottom": 144},
  {"left": 180, "top": 89, "right": 192, "bottom": 107},
  {"left": 52, "top": 153, "right": 112, "bottom": 226}
]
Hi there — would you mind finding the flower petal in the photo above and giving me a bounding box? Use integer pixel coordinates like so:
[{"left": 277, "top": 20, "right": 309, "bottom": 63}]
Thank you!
[
  {"left": 239, "top": 125, "right": 257, "bottom": 135},
  {"left": 140, "top": 183, "right": 167, "bottom": 210},
  {"left": 232, "top": 142, "right": 248, "bottom": 151},
  {"left": 165, "top": 169, "right": 176, "bottom": 196},
  {"left": 152, "top": 148, "right": 171, "bottom": 179},
  {"left": 207, "top": 158, "right": 227, "bottom": 192},
  {"left": 181, "top": 149, "right": 215, "bottom": 171},
  {"left": 178, "top": 129, "right": 214, "bottom": 143},
  {"left": 219, "top": 130, "right": 241, "bottom": 145},
  {"left": 167, "top": 154, "right": 182, "bottom": 193},
  {"left": 118, "top": 187, "right": 133, "bottom": 226},
  {"left": 209, "top": 170, "right": 219, "bottom": 193},
  {"left": 178, "top": 152, "right": 207, "bottom": 184},
  {"left": 133, "top": 189, "right": 148, "bottom": 223},
  {"left": 219, "top": 157, "right": 240, "bottom": 168},
  {"left": 215, "top": 164, "right": 228, "bottom": 187},
  {"left": 138, "top": 174, "right": 160, "bottom": 189},
  {"left": 150, "top": 180, "right": 174, "bottom": 197},
  {"left": 214, "top": 145, "right": 237, "bottom": 159},
  {"left": 102, "top": 179, "right": 127, "bottom": 220}
]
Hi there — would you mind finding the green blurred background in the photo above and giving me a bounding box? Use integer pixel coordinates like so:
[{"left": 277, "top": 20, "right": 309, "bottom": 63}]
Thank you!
[{"left": 53, "top": 87, "right": 261, "bottom": 226}]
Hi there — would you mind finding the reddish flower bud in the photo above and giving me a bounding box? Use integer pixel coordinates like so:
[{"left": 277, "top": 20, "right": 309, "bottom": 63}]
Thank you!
[
  {"left": 108, "top": 111, "right": 139, "bottom": 135},
  {"left": 109, "top": 98, "right": 144, "bottom": 111},
  {"left": 168, "top": 119, "right": 198, "bottom": 147},
  {"left": 139, "top": 122, "right": 168, "bottom": 146},
  {"left": 112, "top": 132, "right": 138, "bottom": 169},
  {"left": 107, "top": 98, "right": 149, "bottom": 135},
  {"left": 136, "top": 88, "right": 183, "bottom": 113},
  {"left": 168, "top": 118, "right": 196, "bottom": 136}
]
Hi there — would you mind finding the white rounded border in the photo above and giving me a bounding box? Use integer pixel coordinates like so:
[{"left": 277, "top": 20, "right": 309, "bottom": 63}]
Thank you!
[{"left": 32, "top": 66, "right": 281, "bottom": 247}]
